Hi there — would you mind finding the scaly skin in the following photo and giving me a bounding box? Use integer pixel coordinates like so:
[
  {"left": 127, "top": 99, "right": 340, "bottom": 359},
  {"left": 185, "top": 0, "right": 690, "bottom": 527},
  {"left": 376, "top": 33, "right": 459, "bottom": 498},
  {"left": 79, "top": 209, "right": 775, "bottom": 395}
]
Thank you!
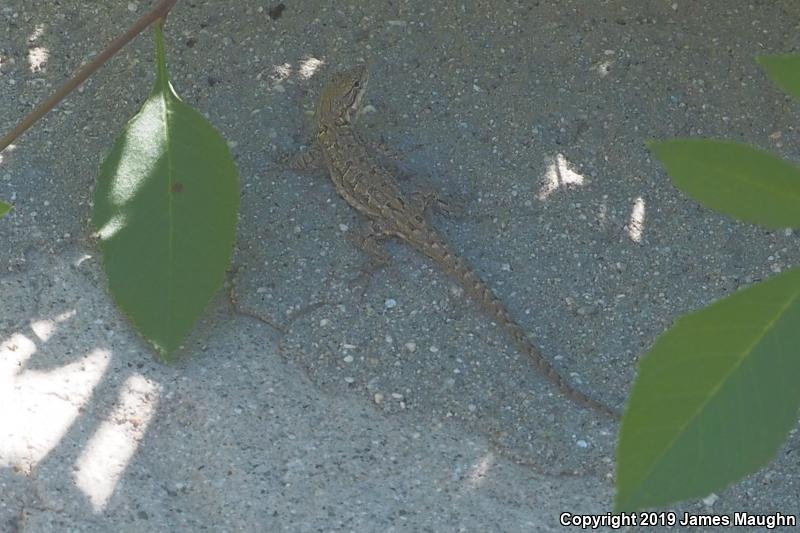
[{"left": 296, "top": 65, "right": 619, "bottom": 419}]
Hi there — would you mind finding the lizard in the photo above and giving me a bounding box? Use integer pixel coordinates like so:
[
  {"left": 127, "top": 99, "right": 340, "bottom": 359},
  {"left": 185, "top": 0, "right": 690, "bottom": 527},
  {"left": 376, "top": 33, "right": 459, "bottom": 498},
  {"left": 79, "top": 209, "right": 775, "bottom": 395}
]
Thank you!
[{"left": 284, "top": 65, "right": 620, "bottom": 420}]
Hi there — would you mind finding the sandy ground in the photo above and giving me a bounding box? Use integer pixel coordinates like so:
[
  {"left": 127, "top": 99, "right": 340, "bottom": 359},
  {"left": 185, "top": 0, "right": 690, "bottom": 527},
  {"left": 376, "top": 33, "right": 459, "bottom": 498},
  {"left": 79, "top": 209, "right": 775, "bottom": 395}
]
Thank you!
[{"left": 1, "top": 1, "right": 799, "bottom": 531}]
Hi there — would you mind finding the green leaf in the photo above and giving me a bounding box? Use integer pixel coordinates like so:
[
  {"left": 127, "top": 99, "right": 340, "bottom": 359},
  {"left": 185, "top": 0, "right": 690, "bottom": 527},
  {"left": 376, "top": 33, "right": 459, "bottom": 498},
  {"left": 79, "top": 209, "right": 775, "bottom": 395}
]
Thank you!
[
  {"left": 616, "top": 267, "right": 800, "bottom": 511},
  {"left": 649, "top": 139, "right": 800, "bottom": 229},
  {"left": 0, "top": 201, "right": 11, "bottom": 219},
  {"left": 92, "top": 24, "right": 239, "bottom": 358},
  {"left": 757, "top": 54, "right": 800, "bottom": 100}
]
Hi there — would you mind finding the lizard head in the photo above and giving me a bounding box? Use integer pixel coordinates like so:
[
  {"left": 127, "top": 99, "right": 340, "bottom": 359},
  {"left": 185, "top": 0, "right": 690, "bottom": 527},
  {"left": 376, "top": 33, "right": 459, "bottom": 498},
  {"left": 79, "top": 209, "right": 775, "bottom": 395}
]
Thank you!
[{"left": 318, "top": 65, "right": 369, "bottom": 126}]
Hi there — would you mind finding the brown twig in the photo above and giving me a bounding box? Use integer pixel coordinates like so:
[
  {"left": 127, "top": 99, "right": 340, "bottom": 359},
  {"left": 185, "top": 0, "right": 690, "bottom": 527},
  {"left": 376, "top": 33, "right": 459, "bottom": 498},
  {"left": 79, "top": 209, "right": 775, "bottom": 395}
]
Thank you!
[{"left": 0, "top": 0, "right": 178, "bottom": 152}]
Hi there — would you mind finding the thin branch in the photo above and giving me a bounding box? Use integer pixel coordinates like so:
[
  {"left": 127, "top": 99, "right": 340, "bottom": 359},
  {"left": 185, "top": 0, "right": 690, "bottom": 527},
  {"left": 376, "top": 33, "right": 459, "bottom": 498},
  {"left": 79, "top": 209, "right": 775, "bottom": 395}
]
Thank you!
[{"left": 0, "top": 0, "right": 178, "bottom": 153}]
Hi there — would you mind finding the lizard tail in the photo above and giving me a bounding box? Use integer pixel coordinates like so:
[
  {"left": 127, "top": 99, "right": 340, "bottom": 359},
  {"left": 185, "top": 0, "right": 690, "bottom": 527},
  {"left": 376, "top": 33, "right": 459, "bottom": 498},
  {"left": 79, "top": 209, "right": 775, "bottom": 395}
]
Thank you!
[{"left": 416, "top": 231, "right": 621, "bottom": 420}]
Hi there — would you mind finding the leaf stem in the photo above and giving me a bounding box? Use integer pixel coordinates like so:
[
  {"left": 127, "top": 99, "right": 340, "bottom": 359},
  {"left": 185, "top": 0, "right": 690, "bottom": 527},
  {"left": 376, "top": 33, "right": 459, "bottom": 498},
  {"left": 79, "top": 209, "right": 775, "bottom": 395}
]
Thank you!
[{"left": 0, "top": 0, "right": 178, "bottom": 153}]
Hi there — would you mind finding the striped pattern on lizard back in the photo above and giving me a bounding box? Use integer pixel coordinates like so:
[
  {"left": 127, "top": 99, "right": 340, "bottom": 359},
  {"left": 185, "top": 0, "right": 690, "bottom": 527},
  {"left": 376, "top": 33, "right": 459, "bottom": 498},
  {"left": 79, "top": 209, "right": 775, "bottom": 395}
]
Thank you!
[{"left": 312, "top": 65, "right": 619, "bottom": 419}]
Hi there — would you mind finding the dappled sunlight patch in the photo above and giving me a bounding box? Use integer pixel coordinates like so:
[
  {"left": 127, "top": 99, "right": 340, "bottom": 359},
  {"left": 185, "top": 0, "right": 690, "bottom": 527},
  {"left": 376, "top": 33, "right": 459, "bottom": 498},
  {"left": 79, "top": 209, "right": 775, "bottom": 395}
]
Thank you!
[
  {"left": 537, "top": 153, "right": 586, "bottom": 200},
  {"left": 466, "top": 452, "right": 494, "bottom": 488},
  {"left": 272, "top": 62, "right": 292, "bottom": 81},
  {"left": 594, "top": 60, "right": 613, "bottom": 77},
  {"left": 74, "top": 253, "right": 94, "bottom": 268},
  {"left": 597, "top": 196, "right": 608, "bottom": 224},
  {"left": 28, "top": 320, "right": 53, "bottom": 342},
  {"left": 30, "top": 309, "right": 77, "bottom": 342},
  {"left": 625, "top": 197, "right": 646, "bottom": 243},
  {"left": 0, "top": 143, "right": 18, "bottom": 167},
  {"left": 94, "top": 213, "right": 127, "bottom": 242},
  {"left": 0, "top": 345, "right": 110, "bottom": 472},
  {"left": 0, "top": 333, "right": 37, "bottom": 374},
  {"left": 27, "top": 23, "right": 46, "bottom": 43},
  {"left": 26, "top": 24, "right": 48, "bottom": 73},
  {"left": 74, "top": 374, "right": 159, "bottom": 512},
  {"left": 299, "top": 57, "right": 324, "bottom": 79},
  {"left": 27, "top": 47, "right": 49, "bottom": 73},
  {"left": 108, "top": 104, "right": 165, "bottom": 207},
  {"left": 269, "top": 57, "right": 325, "bottom": 84}
]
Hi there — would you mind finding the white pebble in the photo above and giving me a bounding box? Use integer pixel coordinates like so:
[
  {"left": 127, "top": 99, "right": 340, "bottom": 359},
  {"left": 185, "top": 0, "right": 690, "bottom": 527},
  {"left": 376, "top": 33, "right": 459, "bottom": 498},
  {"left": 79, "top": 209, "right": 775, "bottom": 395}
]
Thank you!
[
  {"left": 429, "top": 345, "right": 439, "bottom": 353},
  {"left": 343, "top": 355, "right": 354, "bottom": 363},
  {"left": 404, "top": 342, "right": 416, "bottom": 352},
  {"left": 576, "top": 439, "right": 589, "bottom": 449},
  {"left": 384, "top": 298, "right": 397, "bottom": 309}
]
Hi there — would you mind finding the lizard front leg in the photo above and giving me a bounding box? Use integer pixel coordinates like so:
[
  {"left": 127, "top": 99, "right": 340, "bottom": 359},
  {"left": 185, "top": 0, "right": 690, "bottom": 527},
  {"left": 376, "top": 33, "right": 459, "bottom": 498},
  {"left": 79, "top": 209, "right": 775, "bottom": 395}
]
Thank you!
[{"left": 278, "top": 141, "right": 325, "bottom": 174}]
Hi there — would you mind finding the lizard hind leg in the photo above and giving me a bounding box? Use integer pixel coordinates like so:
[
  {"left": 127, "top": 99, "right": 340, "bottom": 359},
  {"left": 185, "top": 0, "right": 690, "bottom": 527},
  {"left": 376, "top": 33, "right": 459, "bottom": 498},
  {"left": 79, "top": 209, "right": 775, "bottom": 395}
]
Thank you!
[{"left": 346, "top": 219, "right": 394, "bottom": 294}]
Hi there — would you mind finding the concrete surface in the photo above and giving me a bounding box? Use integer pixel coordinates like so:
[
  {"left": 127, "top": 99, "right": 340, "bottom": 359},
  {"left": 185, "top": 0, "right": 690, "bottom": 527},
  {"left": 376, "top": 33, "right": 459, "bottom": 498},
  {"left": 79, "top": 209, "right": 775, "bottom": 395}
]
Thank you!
[{"left": 1, "top": 0, "right": 798, "bottom": 531}]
